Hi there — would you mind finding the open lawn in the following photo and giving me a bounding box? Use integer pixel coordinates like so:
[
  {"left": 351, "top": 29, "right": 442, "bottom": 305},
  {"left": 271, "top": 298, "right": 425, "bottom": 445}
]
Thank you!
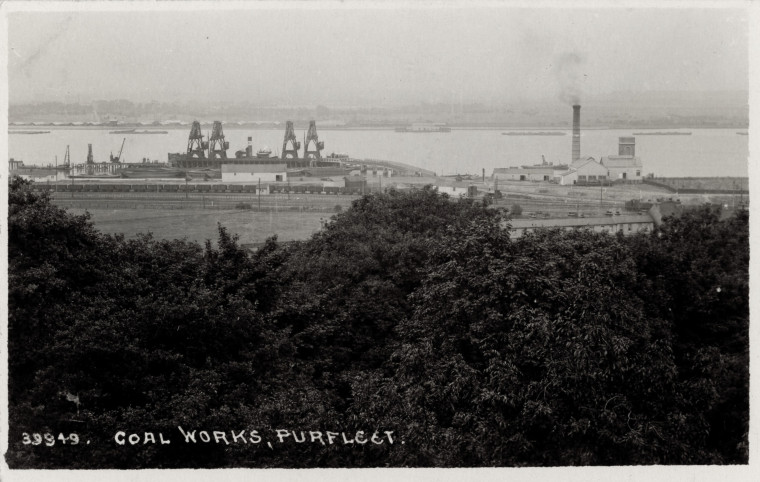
[{"left": 67, "top": 207, "right": 327, "bottom": 246}]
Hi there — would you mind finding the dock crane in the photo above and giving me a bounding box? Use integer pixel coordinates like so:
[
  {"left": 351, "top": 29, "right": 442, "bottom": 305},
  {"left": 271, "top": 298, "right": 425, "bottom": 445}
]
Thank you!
[
  {"left": 110, "top": 137, "right": 126, "bottom": 163},
  {"left": 208, "top": 121, "right": 229, "bottom": 159},
  {"left": 281, "top": 121, "right": 301, "bottom": 159},
  {"left": 63, "top": 145, "right": 71, "bottom": 168},
  {"left": 303, "top": 120, "right": 324, "bottom": 162},
  {"left": 187, "top": 121, "right": 208, "bottom": 159}
]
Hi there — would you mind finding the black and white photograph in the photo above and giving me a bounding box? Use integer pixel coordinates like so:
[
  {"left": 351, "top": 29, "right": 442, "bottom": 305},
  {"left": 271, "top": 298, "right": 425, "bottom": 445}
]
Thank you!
[{"left": 1, "top": 1, "right": 756, "bottom": 480}]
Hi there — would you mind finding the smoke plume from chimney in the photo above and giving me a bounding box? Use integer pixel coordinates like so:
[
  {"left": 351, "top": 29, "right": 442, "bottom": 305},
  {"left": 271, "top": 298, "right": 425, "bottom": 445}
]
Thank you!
[
  {"left": 572, "top": 104, "right": 581, "bottom": 161},
  {"left": 554, "top": 52, "right": 586, "bottom": 105}
]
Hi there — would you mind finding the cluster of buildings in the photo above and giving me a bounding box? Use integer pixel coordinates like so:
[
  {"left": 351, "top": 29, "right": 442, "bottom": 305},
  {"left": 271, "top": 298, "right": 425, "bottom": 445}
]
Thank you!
[
  {"left": 493, "top": 105, "right": 643, "bottom": 186},
  {"left": 220, "top": 163, "right": 391, "bottom": 189},
  {"left": 493, "top": 136, "right": 643, "bottom": 186}
]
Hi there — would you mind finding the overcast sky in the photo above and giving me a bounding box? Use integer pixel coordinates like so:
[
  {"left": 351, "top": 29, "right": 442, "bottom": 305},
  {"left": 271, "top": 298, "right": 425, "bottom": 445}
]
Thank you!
[{"left": 5, "top": 2, "right": 750, "bottom": 107}]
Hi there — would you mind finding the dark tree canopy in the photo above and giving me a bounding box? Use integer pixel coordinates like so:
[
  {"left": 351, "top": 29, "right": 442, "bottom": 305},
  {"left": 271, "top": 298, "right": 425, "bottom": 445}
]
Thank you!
[{"left": 6, "top": 178, "right": 748, "bottom": 468}]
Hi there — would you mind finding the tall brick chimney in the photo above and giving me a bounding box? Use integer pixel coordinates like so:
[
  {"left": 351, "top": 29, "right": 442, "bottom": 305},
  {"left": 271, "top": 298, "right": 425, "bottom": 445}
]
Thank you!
[{"left": 572, "top": 104, "right": 581, "bottom": 161}]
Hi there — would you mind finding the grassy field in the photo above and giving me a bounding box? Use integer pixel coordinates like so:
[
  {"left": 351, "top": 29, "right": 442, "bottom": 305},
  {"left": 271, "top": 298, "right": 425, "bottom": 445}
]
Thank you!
[{"left": 67, "top": 207, "right": 328, "bottom": 246}]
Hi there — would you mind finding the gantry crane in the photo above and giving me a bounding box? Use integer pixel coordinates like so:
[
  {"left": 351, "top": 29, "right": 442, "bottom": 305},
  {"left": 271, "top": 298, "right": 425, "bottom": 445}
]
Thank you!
[
  {"left": 63, "top": 145, "right": 71, "bottom": 168},
  {"left": 281, "top": 121, "right": 301, "bottom": 159},
  {"left": 303, "top": 120, "right": 324, "bottom": 161},
  {"left": 187, "top": 121, "right": 208, "bottom": 159},
  {"left": 208, "top": 121, "right": 229, "bottom": 159}
]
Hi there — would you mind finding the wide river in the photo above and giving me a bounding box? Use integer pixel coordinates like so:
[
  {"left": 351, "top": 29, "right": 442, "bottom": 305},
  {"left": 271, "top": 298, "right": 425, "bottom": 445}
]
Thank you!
[{"left": 9, "top": 127, "right": 749, "bottom": 178}]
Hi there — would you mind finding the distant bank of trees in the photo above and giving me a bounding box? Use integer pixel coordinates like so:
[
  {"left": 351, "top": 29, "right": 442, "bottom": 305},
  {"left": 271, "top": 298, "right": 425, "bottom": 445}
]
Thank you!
[{"left": 7, "top": 177, "right": 748, "bottom": 468}]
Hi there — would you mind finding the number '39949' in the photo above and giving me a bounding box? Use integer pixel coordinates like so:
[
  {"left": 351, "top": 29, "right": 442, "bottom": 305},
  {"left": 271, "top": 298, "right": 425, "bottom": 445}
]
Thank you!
[{"left": 22, "top": 433, "right": 79, "bottom": 446}]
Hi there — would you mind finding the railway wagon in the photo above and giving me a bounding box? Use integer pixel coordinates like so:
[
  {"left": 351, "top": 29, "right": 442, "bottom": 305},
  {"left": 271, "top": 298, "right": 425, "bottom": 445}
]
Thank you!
[
  {"left": 113, "top": 184, "right": 131, "bottom": 192},
  {"left": 68, "top": 184, "right": 83, "bottom": 192},
  {"left": 324, "top": 186, "right": 340, "bottom": 194},
  {"left": 131, "top": 184, "right": 147, "bottom": 192},
  {"left": 161, "top": 184, "right": 179, "bottom": 192},
  {"left": 196, "top": 184, "right": 211, "bottom": 192},
  {"left": 57, "top": 184, "right": 69, "bottom": 192},
  {"left": 229, "top": 184, "right": 244, "bottom": 193},
  {"left": 211, "top": 184, "right": 228, "bottom": 193}
]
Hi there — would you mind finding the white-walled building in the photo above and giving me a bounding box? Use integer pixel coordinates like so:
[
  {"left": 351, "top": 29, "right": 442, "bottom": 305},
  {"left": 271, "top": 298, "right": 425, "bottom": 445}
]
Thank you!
[
  {"left": 572, "top": 158, "right": 610, "bottom": 185},
  {"left": 600, "top": 137, "right": 643, "bottom": 182},
  {"left": 493, "top": 165, "right": 569, "bottom": 182},
  {"left": 494, "top": 137, "right": 644, "bottom": 186},
  {"left": 435, "top": 185, "right": 468, "bottom": 197},
  {"left": 221, "top": 164, "right": 287, "bottom": 183}
]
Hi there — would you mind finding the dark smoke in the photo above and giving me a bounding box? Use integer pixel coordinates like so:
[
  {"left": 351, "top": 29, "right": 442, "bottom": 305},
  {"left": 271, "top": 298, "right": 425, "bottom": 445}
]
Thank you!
[{"left": 554, "top": 52, "right": 586, "bottom": 105}]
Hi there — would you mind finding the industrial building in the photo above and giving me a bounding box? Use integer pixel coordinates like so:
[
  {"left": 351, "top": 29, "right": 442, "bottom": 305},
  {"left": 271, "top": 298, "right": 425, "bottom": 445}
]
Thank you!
[
  {"left": 600, "top": 137, "right": 643, "bottom": 182},
  {"left": 556, "top": 158, "right": 609, "bottom": 185},
  {"left": 494, "top": 105, "right": 644, "bottom": 186},
  {"left": 221, "top": 164, "right": 287, "bottom": 183},
  {"left": 493, "top": 165, "right": 564, "bottom": 182}
]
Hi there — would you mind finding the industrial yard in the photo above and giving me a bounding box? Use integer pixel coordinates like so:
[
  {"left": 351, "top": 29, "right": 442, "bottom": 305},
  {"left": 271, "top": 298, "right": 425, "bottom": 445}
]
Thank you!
[
  {"left": 33, "top": 174, "right": 745, "bottom": 248},
  {"left": 14, "top": 104, "right": 747, "bottom": 247}
]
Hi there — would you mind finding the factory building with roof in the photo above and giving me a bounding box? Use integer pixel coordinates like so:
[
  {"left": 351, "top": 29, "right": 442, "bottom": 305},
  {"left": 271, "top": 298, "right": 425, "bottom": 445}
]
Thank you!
[
  {"left": 494, "top": 138, "right": 644, "bottom": 186},
  {"left": 493, "top": 165, "right": 567, "bottom": 182},
  {"left": 600, "top": 137, "right": 643, "bottom": 182},
  {"left": 494, "top": 106, "right": 644, "bottom": 186}
]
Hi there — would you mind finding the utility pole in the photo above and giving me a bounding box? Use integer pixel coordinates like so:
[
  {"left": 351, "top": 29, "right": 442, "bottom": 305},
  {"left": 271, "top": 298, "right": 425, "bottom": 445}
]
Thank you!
[{"left": 258, "top": 178, "right": 261, "bottom": 211}]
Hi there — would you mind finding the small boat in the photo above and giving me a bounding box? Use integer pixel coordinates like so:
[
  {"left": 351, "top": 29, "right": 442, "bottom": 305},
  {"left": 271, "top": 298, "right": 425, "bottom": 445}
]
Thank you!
[
  {"left": 395, "top": 123, "right": 451, "bottom": 133},
  {"left": 256, "top": 147, "right": 274, "bottom": 158},
  {"left": 109, "top": 129, "right": 169, "bottom": 134},
  {"left": 502, "top": 131, "right": 566, "bottom": 136},
  {"left": 632, "top": 131, "right": 692, "bottom": 135},
  {"left": 9, "top": 130, "right": 50, "bottom": 135}
]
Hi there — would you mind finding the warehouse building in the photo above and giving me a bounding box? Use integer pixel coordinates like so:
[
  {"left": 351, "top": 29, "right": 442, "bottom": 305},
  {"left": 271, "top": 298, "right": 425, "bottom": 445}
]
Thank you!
[
  {"left": 221, "top": 164, "right": 287, "bottom": 183},
  {"left": 509, "top": 213, "right": 654, "bottom": 238},
  {"left": 556, "top": 158, "right": 610, "bottom": 186},
  {"left": 493, "top": 164, "right": 569, "bottom": 182}
]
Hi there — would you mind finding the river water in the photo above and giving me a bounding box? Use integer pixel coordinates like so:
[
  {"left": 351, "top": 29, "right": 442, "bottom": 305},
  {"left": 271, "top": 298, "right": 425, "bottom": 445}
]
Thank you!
[{"left": 9, "top": 127, "right": 749, "bottom": 178}]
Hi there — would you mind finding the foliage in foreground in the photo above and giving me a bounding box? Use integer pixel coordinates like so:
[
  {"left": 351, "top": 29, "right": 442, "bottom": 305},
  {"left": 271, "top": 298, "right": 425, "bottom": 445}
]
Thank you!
[{"left": 6, "top": 178, "right": 748, "bottom": 467}]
